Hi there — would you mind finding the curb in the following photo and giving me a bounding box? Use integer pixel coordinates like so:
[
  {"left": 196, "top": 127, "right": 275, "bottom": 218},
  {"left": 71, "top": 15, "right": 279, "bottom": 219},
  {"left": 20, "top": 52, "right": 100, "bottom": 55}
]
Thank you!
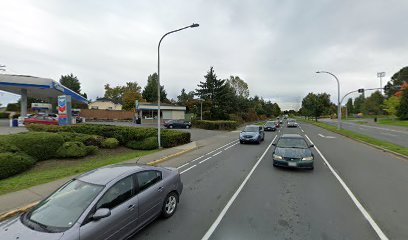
[
  {"left": 0, "top": 143, "right": 198, "bottom": 222},
  {"left": 302, "top": 121, "right": 408, "bottom": 160}
]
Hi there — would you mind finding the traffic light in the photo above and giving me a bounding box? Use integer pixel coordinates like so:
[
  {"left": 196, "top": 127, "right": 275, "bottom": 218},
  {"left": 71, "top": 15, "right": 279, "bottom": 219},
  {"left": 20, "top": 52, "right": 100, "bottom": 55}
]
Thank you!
[{"left": 358, "top": 88, "right": 364, "bottom": 93}]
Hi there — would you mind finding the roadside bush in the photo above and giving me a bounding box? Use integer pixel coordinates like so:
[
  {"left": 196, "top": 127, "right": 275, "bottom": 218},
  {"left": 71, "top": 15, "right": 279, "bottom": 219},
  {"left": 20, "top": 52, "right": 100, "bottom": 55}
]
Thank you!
[
  {"left": 56, "top": 132, "right": 104, "bottom": 147},
  {"left": 101, "top": 138, "right": 119, "bottom": 149},
  {"left": 25, "top": 124, "right": 61, "bottom": 132},
  {"left": 126, "top": 137, "right": 158, "bottom": 150},
  {"left": 193, "top": 120, "right": 238, "bottom": 130},
  {"left": 0, "top": 153, "right": 36, "bottom": 180},
  {"left": 0, "top": 138, "right": 21, "bottom": 153},
  {"left": 6, "top": 132, "right": 64, "bottom": 161},
  {"left": 56, "top": 141, "right": 97, "bottom": 159},
  {"left": 161, "top": 130, "right": 191, "bottom": 148},
  {"left": 0, "top": 112, "right": 10, "bottom": 119}
]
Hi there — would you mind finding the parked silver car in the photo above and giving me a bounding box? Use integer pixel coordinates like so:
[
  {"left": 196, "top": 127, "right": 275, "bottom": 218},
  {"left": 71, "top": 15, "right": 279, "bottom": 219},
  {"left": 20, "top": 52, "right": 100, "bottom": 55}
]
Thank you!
[{"left": 0, "top": 164, "right": 183, "bottom": 240}]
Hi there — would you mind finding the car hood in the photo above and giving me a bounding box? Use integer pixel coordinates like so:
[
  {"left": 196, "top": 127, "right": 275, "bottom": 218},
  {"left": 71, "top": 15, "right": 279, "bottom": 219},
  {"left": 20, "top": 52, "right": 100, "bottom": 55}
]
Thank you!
[
  {"left": 274, "top": 147, "right": 312, "bottom": 159},
  {"left": 0, "top": 216, "right": 64, "bottom": 240}
]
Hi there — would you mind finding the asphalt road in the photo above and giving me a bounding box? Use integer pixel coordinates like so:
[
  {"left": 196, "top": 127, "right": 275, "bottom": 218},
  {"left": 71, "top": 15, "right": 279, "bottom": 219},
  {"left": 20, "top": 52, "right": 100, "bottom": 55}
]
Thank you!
[
  {"left": 130, "top": 122, "right": 408, "bottom": 240},
  {"left": 319, "top": 118, "right": 408, "bottom": 148}
]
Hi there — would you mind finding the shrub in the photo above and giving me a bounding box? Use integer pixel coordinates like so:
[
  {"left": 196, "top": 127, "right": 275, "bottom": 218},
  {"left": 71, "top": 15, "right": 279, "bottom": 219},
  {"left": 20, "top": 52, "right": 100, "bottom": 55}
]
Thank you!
[
  {"left": 55, "top": 132, "right": 104, "bottom": 147},
  {"left": 161, "top": 130, "right": 191, "bottom": 148},
  {"left": 193, "top": 120, "right": 238, "bottom": 130},
  {"left": 126, "top": 137, "right": 158, "bottom": 150},
  {"left": 0, "top": 153, "right": 36, "bottom": 180},
  {"left": 25, "top": 124, "right": 61, "bottom": 132},
  {"left": 0, "top": 112, "right": 10, "bottom": 119},
  {"left": 0, "top": 138, "right": 21, "bottom": 153},
  {"left": 56, "top": 141, "right": 97, "bottom": 159},
  {"left": 6, "top": 132, "right": 64, "bottom": 161},
  {"left": 101, "top": 138, "right": 119, "bottom": 149}
]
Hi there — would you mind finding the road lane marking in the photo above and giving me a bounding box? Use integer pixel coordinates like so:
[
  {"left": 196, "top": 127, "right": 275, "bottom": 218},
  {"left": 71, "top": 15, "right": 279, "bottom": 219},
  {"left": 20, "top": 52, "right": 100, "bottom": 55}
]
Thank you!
[
  {"left": 190, "top": 140, "right": 238, "bottom": 163},
  {"left": 301, "top": 129, "right": 304, "bottom": 132},
  {"left": 379, "top": 132, "right": 398, "bottom": 137},
  {"left": 201, "top": 135, "right": 277, "bottom": 240},
  {"left": 224, "top": 142, "right": 239, "bottom": 150},
  {"left": 212, "top": 151, "right": 222, "bottom": 157},
  {"left": 177, "top": 162, "right": 190, "bottom": 169},
  {"left": 180, "top": 165, "right": 196, "bottom": 174},
  {"left": 199, "top": 157, "right": 212, "bottom": 164},
  {"left": 304, "top": 134, "right": 389, "bottom": 240}
]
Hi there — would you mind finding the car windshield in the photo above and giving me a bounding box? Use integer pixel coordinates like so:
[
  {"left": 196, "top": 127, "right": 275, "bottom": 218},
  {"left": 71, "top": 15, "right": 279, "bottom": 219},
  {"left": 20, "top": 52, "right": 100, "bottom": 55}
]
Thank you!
[
  {"left": 25, "top": 180, "right": 103, "bottom": 232},
  {"left": 265, "top": 122, "right": 274, "bottom": 126},
  {"left": 277, "top": 138, "right": 308, "bottom": 149},
  {"left": 243, "top": 126, "right": 259, "bottom": 132}
]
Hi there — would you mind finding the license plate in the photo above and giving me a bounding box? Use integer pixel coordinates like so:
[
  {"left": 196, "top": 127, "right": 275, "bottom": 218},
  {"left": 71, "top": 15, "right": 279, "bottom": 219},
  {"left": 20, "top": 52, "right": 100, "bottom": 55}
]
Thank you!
[{"left": 288, "top": 162, "right": 297, "bottom": 167}]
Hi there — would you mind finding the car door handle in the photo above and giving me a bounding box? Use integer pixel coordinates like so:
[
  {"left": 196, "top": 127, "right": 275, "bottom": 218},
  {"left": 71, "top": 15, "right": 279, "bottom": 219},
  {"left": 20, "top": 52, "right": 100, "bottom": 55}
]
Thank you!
[
  {"left": 158, "top": 186, "right": 164, "bottom": 192},
  {"left": 128, "top": 204, "right": 135, "bottom": 211}
]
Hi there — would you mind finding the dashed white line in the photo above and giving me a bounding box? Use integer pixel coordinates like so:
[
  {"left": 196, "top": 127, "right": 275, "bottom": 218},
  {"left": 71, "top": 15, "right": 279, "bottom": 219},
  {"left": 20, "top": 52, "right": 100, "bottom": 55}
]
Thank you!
[
  {"left": 201, "top": 135, "right": 277, "bottom": 240},
  {"left": 199, "top": 157, "right": 212, "bottom": 164},
  {"left": 224, "top": 142, "right": 239, "bottom": 150},
  {"left": 177, "top": 162, "right": 190, "bottom": 169},
  {"left": 180, "top": 165, "right": 196, "bottom": 174},
  {"left": 212, "top": 151, "right": 223, "bottom": 157},
  {"left": 304, "top": 134, "right": 388, "bottom": 240}
]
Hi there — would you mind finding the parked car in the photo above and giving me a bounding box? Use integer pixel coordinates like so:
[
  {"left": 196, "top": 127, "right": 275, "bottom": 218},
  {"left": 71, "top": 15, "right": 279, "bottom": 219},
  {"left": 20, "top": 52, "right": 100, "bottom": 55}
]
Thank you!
[
  {"left": 164, "top": 119, "right": 192, "bottom": 129},
  {"left": 263, "top": 121, "right": 277, "bottom": 131},
  {"left": 0, "top": 164, "right": 183, "bottom": 240},
  {"left": 239, "top": 125, "right": 265, "bottom": 144},
  {"left": 287, "top": 119, "right": 298, "bottom": 128},
  {"left": 23, "top": 115, "right": 58, "bottom": 125},
  {"left": 272, "top": 134, "right": 314, "bottom": 169}
]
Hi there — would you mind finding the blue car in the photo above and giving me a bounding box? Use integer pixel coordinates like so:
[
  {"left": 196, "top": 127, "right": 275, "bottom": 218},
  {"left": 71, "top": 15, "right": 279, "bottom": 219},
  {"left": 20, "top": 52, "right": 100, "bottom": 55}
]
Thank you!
[{"left": 240, "top": 125, "right": 265, "bottom": 144}]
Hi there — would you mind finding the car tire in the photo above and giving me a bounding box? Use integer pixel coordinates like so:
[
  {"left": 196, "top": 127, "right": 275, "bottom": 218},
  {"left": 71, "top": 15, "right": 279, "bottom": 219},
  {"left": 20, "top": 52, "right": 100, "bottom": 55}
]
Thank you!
[
  {"left": 240, "top": 140, "right": 244, "bottom": 144},
  {"left": 257, "top": 138, "right": 261, "bottom": 144},
  {"left": 169, "top": 125, "right": 173, "bottom": 129},
  {"left": 185, "top": 125, "right": 190, "bottom": 129},
  {"left": 162, "top": 192, "right": 178, "bottom": 218}
]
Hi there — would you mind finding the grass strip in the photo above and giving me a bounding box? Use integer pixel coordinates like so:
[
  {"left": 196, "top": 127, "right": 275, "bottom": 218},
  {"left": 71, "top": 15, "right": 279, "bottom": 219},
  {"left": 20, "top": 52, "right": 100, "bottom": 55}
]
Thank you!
[
  {"left": 0, "top": 148, "right": 158, "bottom": 196},
  {"left": 298, "top": 118, "right": 408, "bottom": 158}
]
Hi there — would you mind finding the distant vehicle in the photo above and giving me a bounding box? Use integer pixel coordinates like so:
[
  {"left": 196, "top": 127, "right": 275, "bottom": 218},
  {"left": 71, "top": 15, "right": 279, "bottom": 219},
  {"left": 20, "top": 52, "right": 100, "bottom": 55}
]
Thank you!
[
  {"left": 23, "top": 115, "right": 58, "bottom": 125},
  {"left": 240, "top": 125, "right": 265, "bottom": 144},
  {"left": 274, "top": 120, "right": 280, "bottom": 128},
  {"left": 272, "top": 134, "right": 314, "bottom": 169},
  {"left": 72, "top": 109, "right": 83, "bottom": 123},
  {"left": 263, "top": 121, "right": 277, "bottom": 131},
  {"left": 287, "top": 119, "right": 298, "bottom": 128},
  {"left": 279, "top": 119, "right": 283, "bottom": 124},
  {"left": 164, "top": 119, "right": 192, "bottom": 129},
  {"left": 0, "top": 164, "right": 183, "bottom": 240}
]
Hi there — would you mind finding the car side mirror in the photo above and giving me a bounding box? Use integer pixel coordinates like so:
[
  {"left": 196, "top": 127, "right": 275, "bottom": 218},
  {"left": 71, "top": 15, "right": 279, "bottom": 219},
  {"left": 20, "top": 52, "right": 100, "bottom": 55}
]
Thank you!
[
  {"left": 272, "top": 143, "right": 276, "bottom": 146},
  {"left": 92, "top": 208, "right": 111, "bottom": 221},
  {"left": 309, "top": 144, "right": 314, "bottom": 148}
]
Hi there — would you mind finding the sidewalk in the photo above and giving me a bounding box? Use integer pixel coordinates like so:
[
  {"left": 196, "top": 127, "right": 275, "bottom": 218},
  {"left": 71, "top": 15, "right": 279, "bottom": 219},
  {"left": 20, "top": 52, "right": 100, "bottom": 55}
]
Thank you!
[{"left": 0, "top": 141, "right": 197, "bottom": 217}]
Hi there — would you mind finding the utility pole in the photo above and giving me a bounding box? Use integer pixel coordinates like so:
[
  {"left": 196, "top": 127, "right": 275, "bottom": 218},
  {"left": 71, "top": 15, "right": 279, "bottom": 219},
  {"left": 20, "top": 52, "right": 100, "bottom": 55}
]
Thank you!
[{"left": 377, "top": 72, "right": 385, "bottom": 94}]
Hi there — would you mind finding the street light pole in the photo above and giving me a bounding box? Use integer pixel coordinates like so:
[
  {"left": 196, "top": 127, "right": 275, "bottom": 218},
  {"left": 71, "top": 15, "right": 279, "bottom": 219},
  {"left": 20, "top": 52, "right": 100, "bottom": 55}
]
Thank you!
[
  {"left": 377, "top": 72, "right": 385, "bottom": 94},
  {"left": 157, "top": 23, "right": 199, "bottom": 148},
  {"left": 197, "top": 98, "right": 204, "bottom": 120},
  {"left": 316, "top": 71, "right": 341, "bottom": 130}
]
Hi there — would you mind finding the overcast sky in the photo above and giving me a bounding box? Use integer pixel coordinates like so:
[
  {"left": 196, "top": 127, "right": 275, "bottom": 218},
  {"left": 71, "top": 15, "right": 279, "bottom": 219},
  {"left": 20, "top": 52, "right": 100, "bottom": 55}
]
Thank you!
[{"left": 1, "top": 0, "right": 408, "bottom": 110}]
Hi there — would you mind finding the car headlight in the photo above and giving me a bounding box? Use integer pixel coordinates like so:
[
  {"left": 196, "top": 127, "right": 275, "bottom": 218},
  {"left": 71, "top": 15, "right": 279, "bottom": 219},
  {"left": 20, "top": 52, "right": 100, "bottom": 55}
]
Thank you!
[
  {"left": 302, "top": 156, "right": 314, "bottom": 161},
  {"left": 273, "top": 154, "right": 283, "bottom": 160}
]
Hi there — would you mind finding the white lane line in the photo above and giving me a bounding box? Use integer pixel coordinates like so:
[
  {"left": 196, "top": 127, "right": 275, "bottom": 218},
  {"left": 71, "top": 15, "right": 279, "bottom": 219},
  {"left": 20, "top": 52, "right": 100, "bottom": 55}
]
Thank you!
[
  {"left": 180, "top": 165, "right": 196, "bottom": 174},
  {"left": 201, "top": 135, "right": 277, "bottom": 240},
  {"left": 224, "top": 142, "right": 239, "bottom": 150},
  {"left": 301, "top": 129, "right": 304, "bottom": 132},
  {"left": 212, "top": 151, "right": 223, "bottom": 157},
  {"left": 206, "top": 140, "right": 239, "bottom": 156},
  {"left": 177, "top": 162, "right": 190, "bottom": 169},
  {"left": 199, "top": 157, "right": 212, "bottom": 164},
  {"left": 380, "top": 132, "right": 398, "bottom": 137},
  {"left": 304, "top": 135, "right": 388, "bottom": 240},
  {"left": 191, "top": 155, "right": 204, "bottom": 162}
]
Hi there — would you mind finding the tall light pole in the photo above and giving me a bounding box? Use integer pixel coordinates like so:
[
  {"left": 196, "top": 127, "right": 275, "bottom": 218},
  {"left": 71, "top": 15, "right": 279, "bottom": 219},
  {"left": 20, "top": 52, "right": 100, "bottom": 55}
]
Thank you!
[
  {"left": 316, "top": 71, "right": 341, "bottom": 130},
  {"left": 157, "top": 23, "right": 199, "bottom": 148},
  {"left": 377, "top": 72, "right": 385, "bottom": 94},
  {"left": 197, "top": 98, "right": 204, "bottom": 120}
]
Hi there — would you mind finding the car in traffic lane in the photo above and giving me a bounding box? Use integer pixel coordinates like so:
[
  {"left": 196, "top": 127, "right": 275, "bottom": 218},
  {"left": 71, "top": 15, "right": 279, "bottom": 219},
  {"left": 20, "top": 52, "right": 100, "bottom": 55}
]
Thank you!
[
  {"left": 164, "top": 119, "right": 192, "bottom": 129},
  {"left": 0, "top": 164, "right": 183, "bottom": 240},
  {"left": 240, "top": 125, "right": 265, "bottom": 144},
  {"left": 287, "top": 119, "right": 298, "bottom": 128},
  {"left": 263, "top": 121, "right": 277, "bottom": 131},
  {"left": 272, "top": 134, "right": 314, "bottom": 169}
]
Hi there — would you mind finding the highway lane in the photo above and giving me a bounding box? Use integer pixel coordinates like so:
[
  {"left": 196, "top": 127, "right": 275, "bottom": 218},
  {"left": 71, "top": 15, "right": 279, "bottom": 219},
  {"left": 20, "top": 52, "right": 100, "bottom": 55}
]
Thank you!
[
  {"left": 207, "top": 126, "right": 379, "bottom": 240},
  {"left": 319, "top": 118, "right": 408, "bottom": 148},
  {"left": 131, "top": 129, "right": 279, "bottom": 239}
]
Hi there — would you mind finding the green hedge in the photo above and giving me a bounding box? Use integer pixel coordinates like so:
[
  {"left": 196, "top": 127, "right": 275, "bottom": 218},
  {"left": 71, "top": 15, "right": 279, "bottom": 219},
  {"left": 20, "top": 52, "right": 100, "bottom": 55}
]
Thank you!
[
  {"left": 56, "top": 132, "right": 104, "bottom": 147},
  {"left": 101, "top": 138, "right": 119, "bottom": 149},
  {"left": 0, "top": 112, "right": 10, "bottom": 119},
  {"left": 0, "top": 153, "right": 36, "bottom": 180},
  {"left": 4, "top": 132, "right": 64, "bottom": 161},
  {"left": 193, "top": 120, "right": 238, "bottom": 130},
  {"left": 56, "top": 141, "right": 98, "bottom": 159},
  {"left": 26, "top": 124, "right": 190, "bottom": 148},
  {"left": 0, "top": 138, "right": 21, "bottom": 153},
  {"left": 126, "top": 137, "right": 158, "bottom": 150}
]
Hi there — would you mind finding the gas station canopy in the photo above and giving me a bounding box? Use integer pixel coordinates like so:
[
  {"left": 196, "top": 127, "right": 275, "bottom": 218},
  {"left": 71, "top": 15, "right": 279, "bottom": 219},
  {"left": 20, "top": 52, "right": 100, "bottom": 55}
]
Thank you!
[{"left": 0, "top": 74, "right": 88, "bottom": 104}]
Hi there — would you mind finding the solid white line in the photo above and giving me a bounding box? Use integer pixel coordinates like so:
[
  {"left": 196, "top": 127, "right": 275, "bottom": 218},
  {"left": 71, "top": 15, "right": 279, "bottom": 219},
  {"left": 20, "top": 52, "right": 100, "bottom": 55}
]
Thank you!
[
  {"left": 201, "top": 135, "right": 277, "bottom": 240},
  {"left": 224, "top": 142, "right": 239, "bottom": 150},
  {"left": 180, "top": 165, "right": 196, "bottom": 174},
  {"left": 212, "top": 151, "right": 223, "bottom": 157},
  {"left": 199, "top": 157, "right": 212, "bottom": 164},
  {"left": 304, "top": 134, "right": 388, "bottom": 240},
  {"left": 191, "top": 155, "right": 204, "bottom": 162},
  {"left": 177, "top": 162, "right": 190, "bottom": 169}
]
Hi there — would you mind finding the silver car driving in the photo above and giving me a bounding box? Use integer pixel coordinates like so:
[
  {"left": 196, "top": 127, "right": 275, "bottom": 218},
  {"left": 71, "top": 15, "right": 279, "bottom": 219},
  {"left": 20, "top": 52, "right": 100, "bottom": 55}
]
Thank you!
[{"left": 0, "top": 164, "right": 183, "bottom": 240}]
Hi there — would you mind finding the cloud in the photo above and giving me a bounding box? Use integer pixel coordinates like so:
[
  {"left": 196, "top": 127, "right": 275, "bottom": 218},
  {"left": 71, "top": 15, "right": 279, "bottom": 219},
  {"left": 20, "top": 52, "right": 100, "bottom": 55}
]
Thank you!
[{"left": 1, "top": 0, "right": 407, "bottom": 110}]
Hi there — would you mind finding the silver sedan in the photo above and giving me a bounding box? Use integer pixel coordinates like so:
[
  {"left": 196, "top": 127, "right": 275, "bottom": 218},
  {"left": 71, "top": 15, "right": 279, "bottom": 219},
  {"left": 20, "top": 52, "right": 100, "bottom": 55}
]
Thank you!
[{"left": 0, "top": 164, "right": 183, "bottom": 240}]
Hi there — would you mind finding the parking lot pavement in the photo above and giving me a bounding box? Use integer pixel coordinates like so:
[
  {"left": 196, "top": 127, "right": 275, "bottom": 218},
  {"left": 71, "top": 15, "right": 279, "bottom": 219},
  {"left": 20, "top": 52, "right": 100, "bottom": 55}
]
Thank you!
[
  {"left": 86, "top": 121, "right": 225, "bottom": 142},
  {"left": 0, "top": 119, "right": 27, "bottom": 135}
]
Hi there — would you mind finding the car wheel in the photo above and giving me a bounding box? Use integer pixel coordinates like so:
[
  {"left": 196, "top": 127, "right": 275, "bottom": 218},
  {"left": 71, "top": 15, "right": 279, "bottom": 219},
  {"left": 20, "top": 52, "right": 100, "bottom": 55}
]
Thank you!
[
  {"left": 162, "top": 192, "right": 178, "bottom": 218},
  {"left": 169, "top": 125, "right": 173, "bottom": 129},
  {"left": 240, "top": 140, "right": 243, "bottom": 144},
  {"left": 185, "top": 125, "right": 190, "bottom": 129},
  {"left": 257, "top": 138, "right": 261, "bottom": 144}
]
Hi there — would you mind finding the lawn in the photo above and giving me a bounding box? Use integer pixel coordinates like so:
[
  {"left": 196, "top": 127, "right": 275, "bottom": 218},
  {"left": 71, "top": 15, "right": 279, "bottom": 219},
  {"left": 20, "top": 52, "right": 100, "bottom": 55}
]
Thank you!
[
  {"left": 298, "top": 118, "right": 408, "bottom": 158},
  {"left": 0, "top": 147, "right": 158, "bottom": 196},
  {"left": 378, "top": 119, "right": 408, "bottom": 128}
]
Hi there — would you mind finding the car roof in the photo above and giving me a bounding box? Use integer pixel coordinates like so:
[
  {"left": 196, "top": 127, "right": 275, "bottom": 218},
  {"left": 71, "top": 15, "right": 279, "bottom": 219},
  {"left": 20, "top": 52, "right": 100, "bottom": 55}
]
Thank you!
[
  {"left": 245, "top": 125, "right": 260, "bottom": 128},
  {"left": 280, "top": 134, "right": 303, "bottom": 139},
  {"left": 76, "top": 164, "right": 151, "bottom": 185}
]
